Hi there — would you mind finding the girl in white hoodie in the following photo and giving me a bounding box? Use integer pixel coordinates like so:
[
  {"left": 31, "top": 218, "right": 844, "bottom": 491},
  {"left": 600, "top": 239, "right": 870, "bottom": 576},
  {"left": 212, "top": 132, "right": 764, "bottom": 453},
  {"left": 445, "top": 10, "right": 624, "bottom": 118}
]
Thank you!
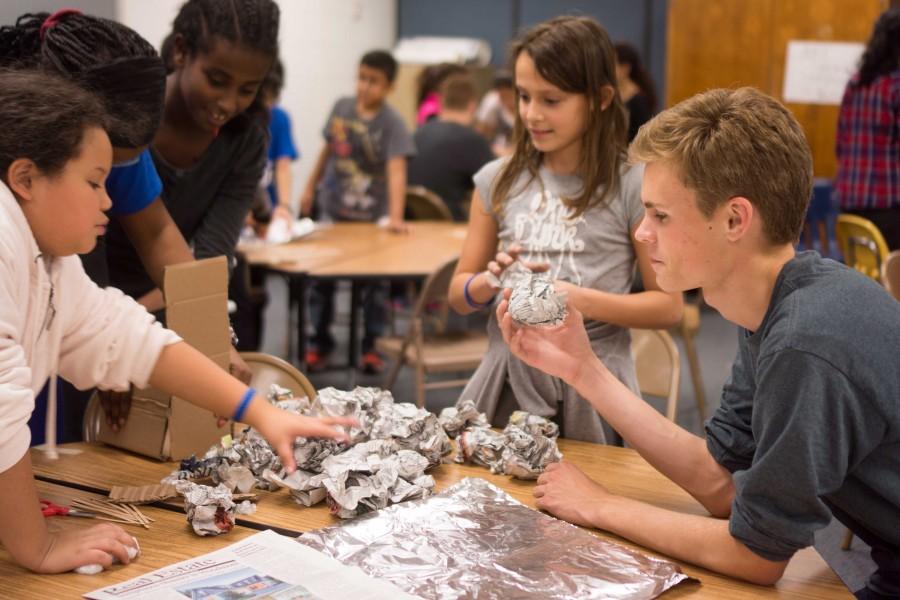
[{"left": 0, "top": 70, "right": 355, "bottom": 574}]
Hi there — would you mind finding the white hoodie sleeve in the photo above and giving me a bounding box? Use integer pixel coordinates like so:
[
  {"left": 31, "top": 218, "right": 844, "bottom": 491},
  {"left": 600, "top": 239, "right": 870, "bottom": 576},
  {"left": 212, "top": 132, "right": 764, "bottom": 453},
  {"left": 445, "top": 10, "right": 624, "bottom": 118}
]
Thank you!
[
  {"left": 0, "top": 254, "right": 34, "bottom": 473},
  {"left": 56, "top": 257, "right": 181, "bottom": 392}
]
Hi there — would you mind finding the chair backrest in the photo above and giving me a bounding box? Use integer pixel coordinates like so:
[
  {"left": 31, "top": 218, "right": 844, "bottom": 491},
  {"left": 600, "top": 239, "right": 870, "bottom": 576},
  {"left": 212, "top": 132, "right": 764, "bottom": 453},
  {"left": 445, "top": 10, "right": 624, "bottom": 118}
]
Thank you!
[
  {"left": 882, "top": 251, "right": 900, "bottom": 302},
  {"left": 406, "top": 185, "right": 453, "bottom": 221},
  {"left": 411, "top": 256, "right": 458, "bottom": 323},
  {"left": 836, "top": 214, "right": 890, "bottom": 282},
  {"left": 239, "top": 352, "right": 317, "bottom": 402},
  {"left": 630, "top": 329, "right": 680, "bottom": 422}
]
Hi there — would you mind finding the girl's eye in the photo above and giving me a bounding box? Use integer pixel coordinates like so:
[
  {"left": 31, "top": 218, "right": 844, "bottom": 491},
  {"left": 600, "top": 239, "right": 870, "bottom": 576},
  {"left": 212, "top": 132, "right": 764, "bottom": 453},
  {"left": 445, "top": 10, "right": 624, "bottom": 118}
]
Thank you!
[
  {"left": 544, "top": 98, "right": 559, "bottom": 106},
  {"left": 207, "top": 76, "right": 227, "bottom": 87},
  {"left": 240, "top": 87, "right": 258, "bottom": 97},
  {"left": 519, "top": 94, "right": 530, "bottom": 103},
  {"left": 89, "top": 182, "right": 102, "bottom": 191},
  {"left": 655, "top": 212, "right": 668, "bottom": 222}
]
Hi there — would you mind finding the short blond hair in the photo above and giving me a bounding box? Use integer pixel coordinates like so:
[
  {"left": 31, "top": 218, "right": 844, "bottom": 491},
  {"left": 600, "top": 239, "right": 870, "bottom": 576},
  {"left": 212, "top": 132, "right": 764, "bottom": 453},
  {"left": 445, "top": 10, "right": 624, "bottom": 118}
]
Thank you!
[{"left": 630, "top": 87, "right": 812, "bottom": 245}]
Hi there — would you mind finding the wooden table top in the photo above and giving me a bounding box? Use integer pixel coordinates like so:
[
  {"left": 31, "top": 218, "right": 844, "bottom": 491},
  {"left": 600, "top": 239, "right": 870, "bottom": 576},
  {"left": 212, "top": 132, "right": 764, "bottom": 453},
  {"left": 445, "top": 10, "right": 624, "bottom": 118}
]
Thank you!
[
  {"left": 239, "top": 221, "right": 468, "bottom": 277},
  {"left": 21, "top": 441, "right": 851, "bottom": 599},
  {"left": 0, "top": 480, "right": 259, "bottom": 600}
]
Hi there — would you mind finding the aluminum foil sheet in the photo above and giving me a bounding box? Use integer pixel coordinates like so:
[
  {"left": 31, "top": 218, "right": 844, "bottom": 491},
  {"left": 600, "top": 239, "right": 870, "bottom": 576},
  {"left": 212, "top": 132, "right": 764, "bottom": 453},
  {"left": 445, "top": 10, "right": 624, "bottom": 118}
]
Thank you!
[
  {"left": 508, "top": 271, "right": 568, "bottom": 326},
  {"left": 298, "top": 477, "right": 691, "bottom": 599}
]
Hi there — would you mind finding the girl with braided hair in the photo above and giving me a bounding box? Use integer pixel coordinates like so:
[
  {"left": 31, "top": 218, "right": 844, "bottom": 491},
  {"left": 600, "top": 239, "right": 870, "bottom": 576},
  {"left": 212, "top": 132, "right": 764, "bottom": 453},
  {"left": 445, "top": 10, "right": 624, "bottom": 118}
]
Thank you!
[
  {"left": 105, "top": 0, "right": 279, "bottom": 318},
  {"left": 0, "top": 9, "right": 254, "bottom": 441}
]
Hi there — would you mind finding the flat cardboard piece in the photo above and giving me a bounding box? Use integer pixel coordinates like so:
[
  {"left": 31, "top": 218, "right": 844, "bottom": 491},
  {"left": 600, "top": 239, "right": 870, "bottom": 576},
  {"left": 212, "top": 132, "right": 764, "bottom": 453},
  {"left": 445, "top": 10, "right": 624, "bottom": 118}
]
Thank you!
[
  {"left": 109, "top": 484, "right": 178, "bottom": 504},
  {"left": 97, "top": 256, "right": 230, "bottom": 460}
]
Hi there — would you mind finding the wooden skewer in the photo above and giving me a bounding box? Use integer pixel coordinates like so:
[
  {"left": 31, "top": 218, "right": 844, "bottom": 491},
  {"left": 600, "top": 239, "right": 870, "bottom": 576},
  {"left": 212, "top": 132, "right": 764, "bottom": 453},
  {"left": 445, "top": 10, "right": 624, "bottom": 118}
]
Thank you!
[{"left": 69, "top": 498, "right": 153, "bottom": 529}]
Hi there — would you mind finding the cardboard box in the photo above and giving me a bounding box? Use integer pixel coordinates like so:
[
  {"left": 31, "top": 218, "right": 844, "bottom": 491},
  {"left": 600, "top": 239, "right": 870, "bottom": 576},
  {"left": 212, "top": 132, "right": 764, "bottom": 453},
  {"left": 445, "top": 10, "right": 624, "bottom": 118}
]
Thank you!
[{"left": 97, "top": 256, "right": 231, "bottom": 460}]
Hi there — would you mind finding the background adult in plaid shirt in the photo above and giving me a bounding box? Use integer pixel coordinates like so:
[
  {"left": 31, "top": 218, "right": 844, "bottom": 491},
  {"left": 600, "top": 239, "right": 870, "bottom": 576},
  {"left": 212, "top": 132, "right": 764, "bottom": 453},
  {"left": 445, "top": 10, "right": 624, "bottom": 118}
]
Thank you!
[{"left": 835, "top": 8, "right": 900, "bottom": 250}]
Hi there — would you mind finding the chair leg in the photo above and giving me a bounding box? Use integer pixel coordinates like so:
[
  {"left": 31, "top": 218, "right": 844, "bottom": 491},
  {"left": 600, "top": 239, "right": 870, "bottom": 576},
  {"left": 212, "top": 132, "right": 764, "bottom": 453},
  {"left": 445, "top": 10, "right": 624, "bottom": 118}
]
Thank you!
[
  {"left": 682, "top": 328, "right": 707, "bottom": 422},
  {"left": 382, "top": 356, "right": 404, "bottom": 390},
  {"left": 841, "top": 528, "right": 854, "bottom": 551},
  {"left": 415, "top": 363, "right": 426, "bottom": 409}
]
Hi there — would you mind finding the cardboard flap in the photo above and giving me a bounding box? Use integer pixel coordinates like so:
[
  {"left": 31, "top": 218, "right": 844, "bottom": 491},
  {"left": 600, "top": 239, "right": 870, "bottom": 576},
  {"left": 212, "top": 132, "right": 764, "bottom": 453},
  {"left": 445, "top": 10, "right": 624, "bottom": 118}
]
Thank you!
[
  {"left": 168, "top": 397, "right": 228, "bottom": 460},
  {"left": 163, "top": 256, "right": 228, "bottom": 303}
]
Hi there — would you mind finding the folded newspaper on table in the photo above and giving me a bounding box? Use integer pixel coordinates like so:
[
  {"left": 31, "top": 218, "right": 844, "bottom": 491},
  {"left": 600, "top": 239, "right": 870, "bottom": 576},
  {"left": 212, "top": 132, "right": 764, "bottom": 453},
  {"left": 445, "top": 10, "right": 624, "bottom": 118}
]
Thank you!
[{"left": 84, "top": 529, "right": 416, "bottom": 600}]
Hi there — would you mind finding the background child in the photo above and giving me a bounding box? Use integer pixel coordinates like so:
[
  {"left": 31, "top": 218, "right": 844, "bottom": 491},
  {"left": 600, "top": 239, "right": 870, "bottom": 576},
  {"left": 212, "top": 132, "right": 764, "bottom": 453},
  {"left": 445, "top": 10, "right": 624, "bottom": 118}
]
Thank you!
[
  {"left": 408, "top": 74, "right": 495, "bottom": 221},
  {"left": 448, "top": 16, "right": 682, "bottom": 444},
  {"left": 475, "top": 70, "right": 516, "bottom": 154},
  {"left": 614, "top": 42, "right": 658, "bottom": 142},
  {"left": 299, "top": 50, "right": 416, "bottom": 374},
  {"left": 415, "top": 62, "right": 467, "bottom": 125},
  {"left": 0, "top": 70, "right": 353, "bottom": 574},
  {"left": 259, "top": 58, "right": 300, "bottom": 224}
]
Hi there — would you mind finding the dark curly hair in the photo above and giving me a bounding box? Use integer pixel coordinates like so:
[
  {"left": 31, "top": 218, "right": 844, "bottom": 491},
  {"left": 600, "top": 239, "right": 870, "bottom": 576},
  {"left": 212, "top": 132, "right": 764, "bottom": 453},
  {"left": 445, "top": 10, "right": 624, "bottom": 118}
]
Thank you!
[
  {"left": 0, "top": 69, "right": 108, "bottom": 183},
  {"left": 0, "top": 11, "right": 165, "bottom": 148},
  {"left": 858, "top": 8, "right": 900, "bottom": 86},
  {"left": 170, "top": 0, "right": 280, "bottom": 130}
]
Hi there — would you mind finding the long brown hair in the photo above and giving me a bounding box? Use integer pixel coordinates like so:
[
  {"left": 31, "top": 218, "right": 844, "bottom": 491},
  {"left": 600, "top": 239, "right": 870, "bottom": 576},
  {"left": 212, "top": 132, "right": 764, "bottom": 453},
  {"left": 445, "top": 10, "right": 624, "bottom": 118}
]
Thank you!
[{"left": 491, "top": 16, "right": 627, "bottom": 219}]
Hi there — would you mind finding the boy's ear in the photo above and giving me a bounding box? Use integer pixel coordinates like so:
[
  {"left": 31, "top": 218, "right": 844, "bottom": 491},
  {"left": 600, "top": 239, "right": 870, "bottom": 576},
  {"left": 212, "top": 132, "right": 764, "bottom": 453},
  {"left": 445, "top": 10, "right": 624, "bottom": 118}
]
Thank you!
[
  {"left": 724, "top": 196, "right": 754, "bottom": 241},
  {"left": 6, "top": 159, "right": 38, "bottom": 202}
]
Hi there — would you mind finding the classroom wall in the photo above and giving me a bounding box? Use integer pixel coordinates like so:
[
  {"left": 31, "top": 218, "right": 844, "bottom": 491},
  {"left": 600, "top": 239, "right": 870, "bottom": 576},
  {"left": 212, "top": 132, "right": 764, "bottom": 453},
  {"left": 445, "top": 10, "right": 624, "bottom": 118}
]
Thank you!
[
  {"left": 398, "top": 0, "right": 668, "bottom": 107},
  {"left": 116, "top": 0, "right": 398, "bottom": 209},
  {"left": 0, "top": 1, "right": 115, "bottom": 26}
]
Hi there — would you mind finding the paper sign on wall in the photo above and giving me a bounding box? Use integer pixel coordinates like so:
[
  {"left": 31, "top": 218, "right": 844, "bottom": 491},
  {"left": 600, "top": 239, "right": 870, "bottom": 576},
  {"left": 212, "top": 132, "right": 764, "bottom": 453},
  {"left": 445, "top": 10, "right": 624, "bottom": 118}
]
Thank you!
[{"left": 783, "top": 40, "right": 865, "bottom": 105}]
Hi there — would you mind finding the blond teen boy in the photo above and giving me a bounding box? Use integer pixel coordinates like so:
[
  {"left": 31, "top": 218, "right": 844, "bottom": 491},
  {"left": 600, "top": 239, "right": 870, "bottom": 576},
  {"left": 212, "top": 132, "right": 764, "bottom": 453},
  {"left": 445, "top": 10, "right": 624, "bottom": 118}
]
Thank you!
[{"left": 497, "top": 87, "right": 900, "bottom": 598}]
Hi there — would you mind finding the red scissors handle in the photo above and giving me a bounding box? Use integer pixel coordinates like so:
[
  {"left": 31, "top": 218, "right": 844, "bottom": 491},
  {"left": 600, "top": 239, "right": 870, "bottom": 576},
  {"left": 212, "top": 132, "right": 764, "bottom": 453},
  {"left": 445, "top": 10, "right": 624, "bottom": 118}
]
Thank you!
[
  {"left": 39, "top": 499, "right": 95, "bottom": 518},
  {"left": 40, "top": 499, "right": 70, "bottom": 517}
]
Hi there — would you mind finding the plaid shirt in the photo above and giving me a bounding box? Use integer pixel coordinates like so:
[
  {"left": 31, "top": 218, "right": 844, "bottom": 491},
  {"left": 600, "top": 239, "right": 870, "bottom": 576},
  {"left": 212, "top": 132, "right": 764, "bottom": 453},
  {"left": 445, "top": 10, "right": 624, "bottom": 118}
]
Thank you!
[{"left": 834, "top": 71, "right": 900, "bottom": 210}]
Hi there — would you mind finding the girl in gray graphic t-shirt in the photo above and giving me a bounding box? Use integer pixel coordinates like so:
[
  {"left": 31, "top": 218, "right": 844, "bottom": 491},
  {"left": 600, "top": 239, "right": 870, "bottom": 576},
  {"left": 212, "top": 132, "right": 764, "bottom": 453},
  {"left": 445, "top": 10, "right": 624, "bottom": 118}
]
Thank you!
[{"left": 447, "top": 16, "right": 683, "bottom": 443}]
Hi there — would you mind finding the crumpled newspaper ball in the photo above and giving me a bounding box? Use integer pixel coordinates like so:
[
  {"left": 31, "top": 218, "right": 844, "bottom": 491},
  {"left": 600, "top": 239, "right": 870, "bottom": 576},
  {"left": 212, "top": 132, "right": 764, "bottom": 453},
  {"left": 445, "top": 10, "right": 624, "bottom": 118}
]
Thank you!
[
  {"left": 453, "top": 410, "right": 562, "bottom": 480},
  {"left": 484, "top": 259, "right": 532, "bottom": 290},
  {"left": 319, "top": 441, "right": 435, "bottom": 519},
  {"left": 507, "top": 271, "right": 568, "bottom": 326},
  {"left": 508, "top": 410, "right": 559, "bottom": 439},
  {"left": 439, "top": 399, "right": 489, "bottom": 438},
  {"left": 455, "top": 427, "right": 506, "bottom": 472},
  {"left": 500, "top": 422, "right": 562, "bottom": 480},
  {"left": 176, "top": 482, "right": 238, "bottom": 537}
]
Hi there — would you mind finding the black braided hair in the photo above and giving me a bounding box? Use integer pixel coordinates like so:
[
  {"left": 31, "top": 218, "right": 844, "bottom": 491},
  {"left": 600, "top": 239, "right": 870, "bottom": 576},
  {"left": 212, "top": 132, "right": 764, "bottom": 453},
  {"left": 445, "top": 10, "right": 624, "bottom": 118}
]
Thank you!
[
  {"left": 0, "top": 12, "right": 166, "bottom": 148},
  {"left": 0, "top": 69, "right": 109, "bottom": 182},
  {"left": 171, "top": 0, "right": 280, "bottom": 130}
]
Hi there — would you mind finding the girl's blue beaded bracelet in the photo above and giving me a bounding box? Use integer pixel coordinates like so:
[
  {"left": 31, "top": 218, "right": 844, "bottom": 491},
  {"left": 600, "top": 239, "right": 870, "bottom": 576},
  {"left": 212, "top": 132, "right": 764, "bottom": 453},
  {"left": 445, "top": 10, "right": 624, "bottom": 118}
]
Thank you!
[
  {"left": 464, "top": 272, "right": 494, "bottom": 309},
  {"left": 233, "top": 387, "right": 256, "bottom": 422}
]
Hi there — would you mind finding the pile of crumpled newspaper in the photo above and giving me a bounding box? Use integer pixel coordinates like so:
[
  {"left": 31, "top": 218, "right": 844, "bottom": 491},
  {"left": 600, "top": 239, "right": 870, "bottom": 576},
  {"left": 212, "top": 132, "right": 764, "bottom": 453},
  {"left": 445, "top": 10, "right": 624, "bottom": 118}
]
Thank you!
[
  {"left": 164, "top": 385, "right": 451, "bottom": 526},
  {"left": 438, "top": 400, "right": 563, "bottom": 480}
]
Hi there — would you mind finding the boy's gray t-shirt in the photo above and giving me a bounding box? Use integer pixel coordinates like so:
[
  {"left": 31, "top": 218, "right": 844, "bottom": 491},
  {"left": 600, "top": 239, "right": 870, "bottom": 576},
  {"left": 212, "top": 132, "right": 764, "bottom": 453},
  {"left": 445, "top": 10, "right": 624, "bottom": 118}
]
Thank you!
[
  {"left": 706, "top": 252, "right": 900, "bottom": 587},
  {"left": 461, "top": 157, "right": 645, "bottom": 443},
  {"left": 317, "top": 97, "right": 416, "bottom": 222}
]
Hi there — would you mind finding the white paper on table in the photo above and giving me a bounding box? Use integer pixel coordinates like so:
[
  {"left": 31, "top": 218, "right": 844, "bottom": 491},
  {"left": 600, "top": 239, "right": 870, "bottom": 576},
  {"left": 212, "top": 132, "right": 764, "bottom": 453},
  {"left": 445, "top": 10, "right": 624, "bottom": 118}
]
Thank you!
[
  {"left": 782, "top": 40, "right": 864, "bottom": 105},
  {"left": 84, "top": 529, "right": 417, "bottom": 600}
]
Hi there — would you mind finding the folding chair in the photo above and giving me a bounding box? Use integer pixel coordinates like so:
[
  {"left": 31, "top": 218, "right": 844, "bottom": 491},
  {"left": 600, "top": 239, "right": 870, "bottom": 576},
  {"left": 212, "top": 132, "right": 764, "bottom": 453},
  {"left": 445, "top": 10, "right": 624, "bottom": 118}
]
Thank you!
[{"left": 631, "top": 328, "right": 681, "bottom": 422}]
